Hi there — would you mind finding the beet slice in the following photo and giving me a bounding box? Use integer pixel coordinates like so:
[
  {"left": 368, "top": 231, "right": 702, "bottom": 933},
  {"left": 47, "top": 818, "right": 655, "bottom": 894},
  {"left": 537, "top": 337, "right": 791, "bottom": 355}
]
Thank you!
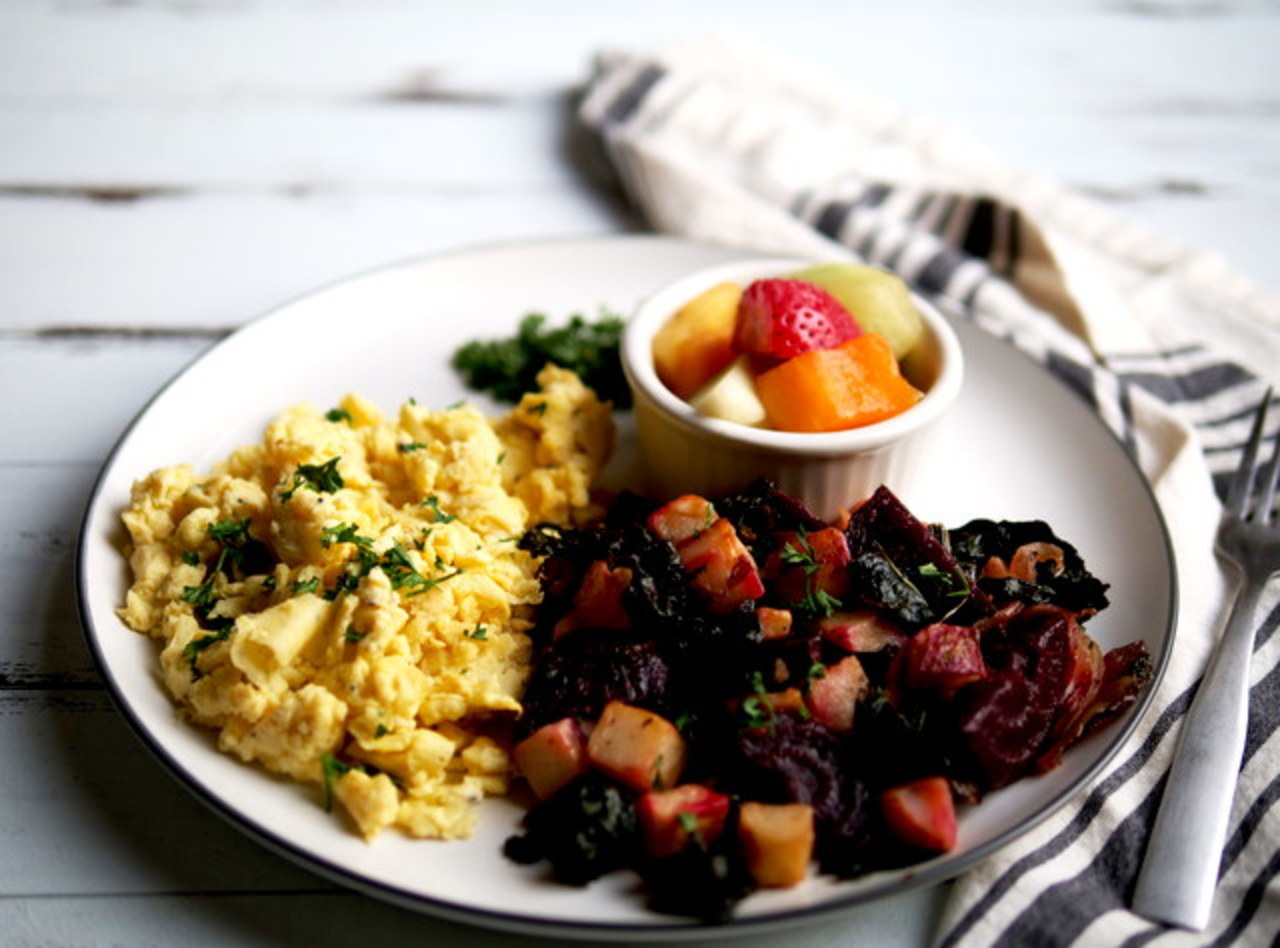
[
  {"left": 517, "top": 629, "right": 672, "bottom": 738},
  {"left": 957, "top": 672, "right": 1055, "bottom": 790}
]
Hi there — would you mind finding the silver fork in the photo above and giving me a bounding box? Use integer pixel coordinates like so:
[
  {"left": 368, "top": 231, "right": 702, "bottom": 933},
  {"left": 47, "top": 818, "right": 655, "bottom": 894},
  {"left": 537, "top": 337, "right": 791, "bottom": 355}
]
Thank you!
[{"left": 1132, "top": 387, "right": 1280, "bottom": 930}]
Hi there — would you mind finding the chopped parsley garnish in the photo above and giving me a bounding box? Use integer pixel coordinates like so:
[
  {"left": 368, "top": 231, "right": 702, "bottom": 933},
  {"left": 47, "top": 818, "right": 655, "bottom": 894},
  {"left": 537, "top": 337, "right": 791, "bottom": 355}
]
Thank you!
[
  {"left": 324, "top": 572, "right": 360, "bottom": 600},
  {"left": 325, "top": 407, "right": 352, "bottom": 424},
  {"left": 800, "top": 587, "right": 843, "bottom": 617},
  {"left": 465, "top": 625, "right": 488, "bottom": 641},
  {"left": 421, "top": 495, "right": 456, "bottom": 524},
  {"left": 321, "top": 522, "right": 373, "bottom": 549},
  {"left": 918, "top": 562, "right": 971, "bottom": 599},
  {"left": 180, "top": 518, "right": 255, "bottom": 609},
  {"left": 397, "top": 441, "right": 427, "bottom": 453},
  {"left": 344, "top": 625, "right": 365, "bottom": 643},
  {"left": 780, "top": 530, "right": 844, "bottom": 616},
  {"left": 180, "top": 516, "right": 267, "bottom": 614},
  {"left": 741, "top": 671, "right": 777, "bottom": 729},
  {"left": 321, "top": 753, "right": 350, "bottom": 812},
  {"left": 318, "top": 534, "right": 464, "bottom": 600},
  {"left": 291, "top": 576, "right": 320, "bottom": 595},
  {"left": 780, "top": 540, "right": 819, "bottom": 574},
  {"left": 528, "top": 401, "right": 548, "bottom": 416},
  {"left": 208, "top": 518, "right": 252, "bottom": 546},
  {"left": 741, "top": 694, "right": 771, "bottom": 729},
  {"left": 280, "top": 457, "right": 344, "bottom": 502},
  {"left": 450, "top": 309, "right": 630, "bottom": 407},
  {"left": 382, "top": 543, "right": 464, "bottom": 596},
  {"left": 182, "top": 626, "right": 232, "bottom": 680},
  {"left": 180, "top": 551, "right": 201, "bottom": 566}
]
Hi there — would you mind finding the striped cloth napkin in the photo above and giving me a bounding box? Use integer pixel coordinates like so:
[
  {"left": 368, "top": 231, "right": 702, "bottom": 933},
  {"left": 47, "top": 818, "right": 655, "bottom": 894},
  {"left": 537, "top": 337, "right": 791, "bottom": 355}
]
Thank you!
[{"left": 578, "top": 35, "right": 1280, "bottom": 947}]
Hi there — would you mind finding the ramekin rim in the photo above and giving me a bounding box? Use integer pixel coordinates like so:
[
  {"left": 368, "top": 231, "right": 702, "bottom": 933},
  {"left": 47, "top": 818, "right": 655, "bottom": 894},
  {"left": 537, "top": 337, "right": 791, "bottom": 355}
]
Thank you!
[{"left": 620, "top": 257, "right": 965, "bottom": 458}]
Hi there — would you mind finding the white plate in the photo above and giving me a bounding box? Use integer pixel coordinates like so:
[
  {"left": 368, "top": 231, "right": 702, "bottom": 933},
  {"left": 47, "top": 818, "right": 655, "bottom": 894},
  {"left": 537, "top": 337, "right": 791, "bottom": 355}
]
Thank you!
[{"left": 77, "top": 235, "right": 1175, "bottom": 940}]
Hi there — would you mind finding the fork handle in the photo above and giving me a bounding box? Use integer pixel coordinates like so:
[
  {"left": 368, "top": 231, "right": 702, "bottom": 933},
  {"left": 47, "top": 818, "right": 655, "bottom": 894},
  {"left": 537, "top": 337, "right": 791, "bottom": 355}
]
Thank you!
[{"left": 1131, "top": 579, "right": 1262, "bottom": 930}]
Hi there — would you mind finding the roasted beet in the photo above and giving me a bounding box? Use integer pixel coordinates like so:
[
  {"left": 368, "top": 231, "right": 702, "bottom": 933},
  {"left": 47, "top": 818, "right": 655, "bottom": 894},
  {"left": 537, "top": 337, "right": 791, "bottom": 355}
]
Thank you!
[
  {"left": 517, "top": 629, "right": 672, "bottom": 737},
  {"left": 956, "top": 672, "right": 1055, "bottom": 790},
  {"left": 843, "top": 486, "right": 985, "bottom": 626},
  {"left": 982, "top": 604, "right": 1074, "bottom": 712},
  {"left": 505, "top": 480, "right": 1144, "bottom": 918},
  {"left": 722, "top": 715, "right": 848, "bottom": 823}
]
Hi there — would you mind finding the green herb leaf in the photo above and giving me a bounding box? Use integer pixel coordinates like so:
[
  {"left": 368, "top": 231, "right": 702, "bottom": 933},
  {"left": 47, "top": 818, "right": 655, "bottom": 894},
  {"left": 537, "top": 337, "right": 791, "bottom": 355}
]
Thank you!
[
  {"left": 421, "top": 495, "right": 457, "bottom": 524},
  {"left": 450, "top": 309, "right": 630, "bottom": 407},
  {"left": 208, "top": 518, "right": 252, "bottom": 545},
  {"left": 321, "top": 753, "right": 350, "bottom": 812},
  {"left": 326, "top": 407, "right": 352, "bottom": 424},
  {"left": 320, "top": 522, "right": 373, "bottom": 549},
  {"left": 183, "top": 625, "right": 232, "bottom": 680},
  {"left": 280, "top": 457, "right": 344, "bottom": 502}
]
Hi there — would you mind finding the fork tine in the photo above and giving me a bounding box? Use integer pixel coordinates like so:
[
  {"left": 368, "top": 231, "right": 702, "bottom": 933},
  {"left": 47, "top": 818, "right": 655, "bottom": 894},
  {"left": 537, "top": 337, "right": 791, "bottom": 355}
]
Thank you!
[
  {"left": 1225, "top": 388, "right": 1271, "bottom": 519},
  {"left": 1256, "top": 395, "right": 1280, "bottom": 526}
]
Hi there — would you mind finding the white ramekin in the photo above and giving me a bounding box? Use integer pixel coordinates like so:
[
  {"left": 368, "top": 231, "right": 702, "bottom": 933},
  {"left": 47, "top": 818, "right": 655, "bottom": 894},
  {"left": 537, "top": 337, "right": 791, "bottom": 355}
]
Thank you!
[{"left": 621, "top": 257, "right": 965, "bottom": 520}]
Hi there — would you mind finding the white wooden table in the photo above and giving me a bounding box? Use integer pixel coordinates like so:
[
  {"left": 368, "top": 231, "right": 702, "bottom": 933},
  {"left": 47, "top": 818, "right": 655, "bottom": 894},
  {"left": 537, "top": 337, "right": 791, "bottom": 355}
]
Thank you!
[{"left": 3, "top": 2, "right": 1277, "bottom": 944}]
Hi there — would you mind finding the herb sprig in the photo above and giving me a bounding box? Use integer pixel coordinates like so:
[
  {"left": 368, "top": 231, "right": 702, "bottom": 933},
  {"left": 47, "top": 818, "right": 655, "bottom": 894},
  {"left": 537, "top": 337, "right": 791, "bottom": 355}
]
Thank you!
[
  {"left": 451, "top": 310, "right": 629, "bottom": 407},
  {"left": 280, "top": 457, "right": 344, "bottom": 503}
]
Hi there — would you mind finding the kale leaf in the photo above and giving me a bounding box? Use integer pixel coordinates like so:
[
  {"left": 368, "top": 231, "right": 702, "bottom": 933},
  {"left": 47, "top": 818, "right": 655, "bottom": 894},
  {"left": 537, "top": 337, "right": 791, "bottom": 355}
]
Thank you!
[{"left": 451, "top": 310, "right": 630, "bottom": 407}]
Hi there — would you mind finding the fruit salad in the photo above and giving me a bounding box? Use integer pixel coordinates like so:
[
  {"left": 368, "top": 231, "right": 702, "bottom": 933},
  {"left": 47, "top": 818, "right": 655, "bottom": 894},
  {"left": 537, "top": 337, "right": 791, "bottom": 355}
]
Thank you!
[{"left": 652, "top": 263, "right": 929, "bottom": 433}]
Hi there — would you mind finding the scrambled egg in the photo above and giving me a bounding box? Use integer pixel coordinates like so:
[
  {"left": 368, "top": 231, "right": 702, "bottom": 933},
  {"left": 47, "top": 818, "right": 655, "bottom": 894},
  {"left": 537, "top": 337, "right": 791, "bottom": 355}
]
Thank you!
[{"left": 118, "top": 365, "right": 612, "bottom": 840}]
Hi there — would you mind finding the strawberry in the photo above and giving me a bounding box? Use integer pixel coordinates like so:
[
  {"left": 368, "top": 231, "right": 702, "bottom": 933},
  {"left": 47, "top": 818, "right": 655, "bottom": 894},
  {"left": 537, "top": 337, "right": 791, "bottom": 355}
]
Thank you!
[{"left": 734, "top": 279, "right": 860, "bottom": 360}]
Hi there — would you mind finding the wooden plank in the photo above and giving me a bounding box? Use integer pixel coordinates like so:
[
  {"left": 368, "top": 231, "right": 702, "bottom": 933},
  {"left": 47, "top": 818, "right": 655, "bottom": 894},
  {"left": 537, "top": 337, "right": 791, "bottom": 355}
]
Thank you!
[
  {"left": 0, "top": 336, "right": 213, "bottom": 463},
  {"left": 0, "top": 99, "right": 581, "bottom": 189},
  {"left": 0, "top": 883, "right": 942, "bottom": 946},
  {"left": 2, "top": 1, "right": 1275, "bottom": 111},
  {"left": 0, "top": 189, "right": 634, "bottom": 330},
  {"left": 0, "top": 686, "right": 329, "bottom": 895},
  {"left": 0, "top": 462, "right": 104, "bottom": 686}
]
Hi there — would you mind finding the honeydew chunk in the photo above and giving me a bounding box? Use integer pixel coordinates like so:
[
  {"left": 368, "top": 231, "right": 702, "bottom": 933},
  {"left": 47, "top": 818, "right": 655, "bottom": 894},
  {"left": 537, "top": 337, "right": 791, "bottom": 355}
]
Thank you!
[
  {"left": 789, "top": 263, "right": 924, "bottom": 360},
  {"left": 689, "top": 356, "right": 767, "bottom": 427}
]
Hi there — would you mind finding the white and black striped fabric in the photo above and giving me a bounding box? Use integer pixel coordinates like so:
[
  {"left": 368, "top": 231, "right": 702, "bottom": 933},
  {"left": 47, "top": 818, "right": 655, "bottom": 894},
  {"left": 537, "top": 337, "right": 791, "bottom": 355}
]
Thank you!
[{"left": 578, "top": 36, "right": 1280, "bottom": 947}]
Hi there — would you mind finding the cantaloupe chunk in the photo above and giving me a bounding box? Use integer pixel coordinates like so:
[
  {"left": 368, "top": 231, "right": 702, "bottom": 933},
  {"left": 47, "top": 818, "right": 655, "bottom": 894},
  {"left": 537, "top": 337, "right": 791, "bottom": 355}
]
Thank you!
[
  {"left": 755, "top": 333, "right": 922, "bottom": 433},
  {"left": 652, "top": 282, "right": 742, "bottom": 399}
]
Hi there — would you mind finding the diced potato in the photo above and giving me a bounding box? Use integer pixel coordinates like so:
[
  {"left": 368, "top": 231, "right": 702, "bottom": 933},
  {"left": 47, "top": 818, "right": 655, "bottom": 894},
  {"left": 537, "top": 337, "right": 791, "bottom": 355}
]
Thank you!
[
  {"left": 738, "top": 801, "right": 815, "bottom": 888},
  {"left": 586, "top": 701, "right": 687, "bottom": 792},
  {"left": 676, "top": 518, "right": 765, "bottom": 613},
  {"left": 647, "top": 494, "right": 716, "bottom": 544},
  {"left": 636, "top": 783, "right": 731, "bottom": 857},
  {"left": 817, "top": 610, "right": 907, "bottom": 653},
  {"left": 514, "top": 717, "right": 590, "bottom": 800},
  {"left": 756, "top": 606, "right": 793, "bottom": 641},
  {"left": 805, "top": 655, "right": 869, "bottom": 733}
]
